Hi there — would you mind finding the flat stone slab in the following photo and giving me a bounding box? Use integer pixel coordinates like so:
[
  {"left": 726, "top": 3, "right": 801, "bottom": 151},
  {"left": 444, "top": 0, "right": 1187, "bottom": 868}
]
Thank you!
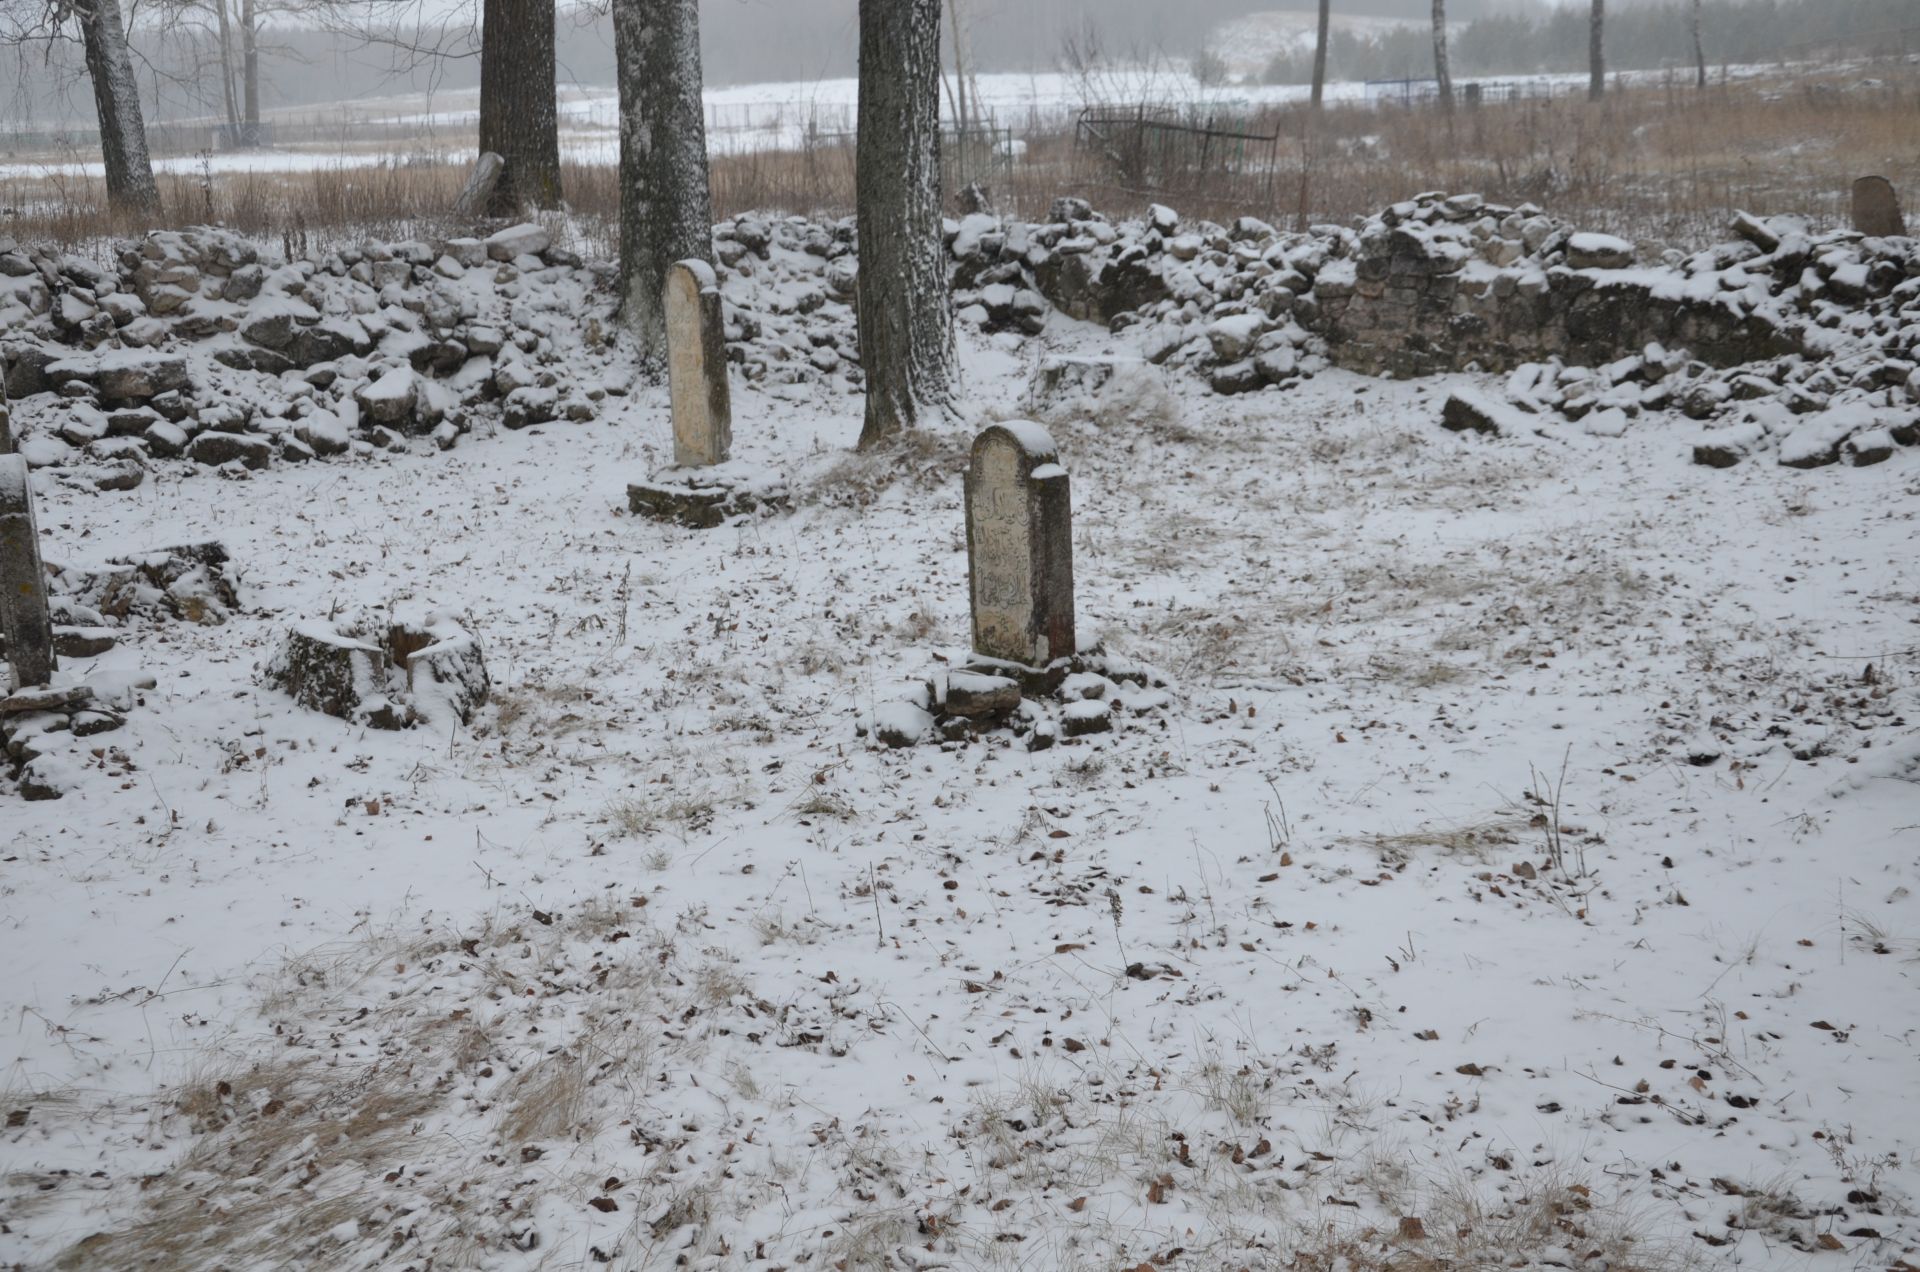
[{"left": 0, "top": 684, "right": 92, "bottom": 715}]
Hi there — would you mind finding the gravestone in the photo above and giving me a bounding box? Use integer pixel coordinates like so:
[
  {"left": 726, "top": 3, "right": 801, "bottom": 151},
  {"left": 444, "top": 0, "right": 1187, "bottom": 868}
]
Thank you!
[
  {"left": 666, "top": 258, "right": 732, "bottom": 468},
  {"left": 0, "top": 454, "right": 56, "bottom": 690},
  {"left": 452, "top": 151, "right": 506, "bottom": 217},
  {"left": 0, "top": 361, "right": 12, "bottom": 454},
  {"left": 1852, "top": 176, "right": 1906, "bottom": 238},
  {"left": 965, "top": 422, "right": 1075, "bottom": 668}
]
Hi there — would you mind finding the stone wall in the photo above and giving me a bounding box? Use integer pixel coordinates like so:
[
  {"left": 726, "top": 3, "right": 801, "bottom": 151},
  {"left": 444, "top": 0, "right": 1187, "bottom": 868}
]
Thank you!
[{"left": 1314, "top": 222, "right": 1798, "bottom": 379}]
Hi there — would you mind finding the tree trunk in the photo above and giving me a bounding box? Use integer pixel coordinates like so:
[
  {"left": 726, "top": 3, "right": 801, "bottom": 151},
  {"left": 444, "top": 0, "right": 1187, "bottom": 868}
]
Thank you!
[
  {"left": 1430, "top": 0, "right": 1453, "bottom": 112},
  {"left": 1690, "top": 0, "right": 1706, "bottom": 89},
  {"left": 612, "top": 0, "right": 716, "bottom": 380},
  {"left": 949, "top": 0, "right": 969, "bottom": 140},
  {"left": 214, "top": 0, "right": 241, "bottom": 137},
  {"left": 478, "top": 0, "right": 561, "bottom": 216},
  {"left": 1588, "top": 0, "right": 1606, "bottom": 100},
  {"left": 1311, "top": 0, "right": 1330, "bottom": 109},
  {"left": 855, "top": 0, "right": 953, "bottom": 450},
  {"left": 242, "top": 0, "right": 260, "bottom": 138},
  {"left": 74, "top": 0, "right": 160, "bottom": 216}
]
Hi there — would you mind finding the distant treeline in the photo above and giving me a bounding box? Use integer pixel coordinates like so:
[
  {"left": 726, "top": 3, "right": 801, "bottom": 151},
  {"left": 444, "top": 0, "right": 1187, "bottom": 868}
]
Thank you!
[
  {"left": 6, "top": 0, "right": 1538, "bottom": 128},
  {"left": 1263, "top": 0, "right": 1920, "bottom": 84}
]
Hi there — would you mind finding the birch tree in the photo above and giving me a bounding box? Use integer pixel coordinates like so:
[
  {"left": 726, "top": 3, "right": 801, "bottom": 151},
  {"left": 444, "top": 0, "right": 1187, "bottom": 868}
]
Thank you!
[
  {"left": 612, "top": 0, "right": 715, "bottom": 378},
  {"left": 1430, "top": 0, "right": 1452, "bottom": 112},
  {"left": 478, "top": 0, "right": 560, "bottom": 213},
  {"left": 855, "top": 0, "right": 952, "bottom": 450},
  {"left": 1310, "top": 0, "right": 1330, "bottom": 109},
  {"left": 1588, "top": 0, "right": 1605, "bottom": 100}
]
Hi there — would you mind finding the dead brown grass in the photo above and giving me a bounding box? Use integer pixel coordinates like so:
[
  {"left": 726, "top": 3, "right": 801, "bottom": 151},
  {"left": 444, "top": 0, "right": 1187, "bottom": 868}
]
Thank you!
[{"left": 2, "top": 63, "right": 1911, "bottom": 254}]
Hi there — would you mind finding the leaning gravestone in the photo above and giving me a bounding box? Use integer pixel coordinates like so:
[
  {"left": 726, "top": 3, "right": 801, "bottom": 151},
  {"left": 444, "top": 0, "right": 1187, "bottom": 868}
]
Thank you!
[
  {"left": 1852, "top": 176, "right": 1906, "bottom": 238},
  {"left": 0, "top": 453, "right": 56, "bottom": 690},
  {"left": 666, "top": 259, "right": 733, "bottom": 467},
  {"left": 628, "top": 259, "right": 787, "bottom": 529},
  {"left": 452, "top": 151, "right": 506, "bottom": 217},
  {"left": 965, "top": 421, "right": 1075, "bottom": 669}
]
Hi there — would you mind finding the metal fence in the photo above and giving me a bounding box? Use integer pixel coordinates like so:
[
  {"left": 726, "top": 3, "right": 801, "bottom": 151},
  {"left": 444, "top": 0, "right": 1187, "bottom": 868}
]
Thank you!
[{"left": 1073, "top": 106, "right": 1282, "bottom": 209}]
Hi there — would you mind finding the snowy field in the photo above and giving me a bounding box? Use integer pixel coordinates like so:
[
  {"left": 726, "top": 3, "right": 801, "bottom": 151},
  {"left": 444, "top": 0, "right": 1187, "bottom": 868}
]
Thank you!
[
  {"left": 2, "top": 301, "right": 1917, "bottom": 1269},
  {"left": 0, "top": 58, "right": 1771, "bottom": 182}
]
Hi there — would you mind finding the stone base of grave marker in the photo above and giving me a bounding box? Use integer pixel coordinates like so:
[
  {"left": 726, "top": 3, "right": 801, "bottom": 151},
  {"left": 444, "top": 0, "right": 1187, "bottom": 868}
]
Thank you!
[{"left": 627, "top": 464, "right": 791, "bottom": 530}]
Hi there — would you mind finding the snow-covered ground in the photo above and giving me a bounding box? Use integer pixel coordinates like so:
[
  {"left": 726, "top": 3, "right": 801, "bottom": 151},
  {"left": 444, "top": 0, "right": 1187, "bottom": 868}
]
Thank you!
[{"left": 2, "top": 299, "right": 1916, "bottom": 1268}]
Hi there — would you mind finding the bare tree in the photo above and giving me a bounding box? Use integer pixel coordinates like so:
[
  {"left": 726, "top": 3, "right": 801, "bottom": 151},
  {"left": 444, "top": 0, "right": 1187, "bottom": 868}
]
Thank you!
[
  {"left": 479, "top": 0, "right": 559, "bottom": 213},
  {"left": 242, "top": 0, "right": 258, "bottom": 130},
  {"left": 152, "top": 0, "right": 283, "bottom": 144},
  {"left": 69, "top": 0, "right": 160, "bottom": 213},
  {"left": 1588, "top": 0, "right": 1605, "bottom": 100},
  {"left": 612, "top": 0, "right": 714, "bottom": 378},
  {"left": 1690, "top": 0, "right": 1705, "bottom": 89},
  {"left": 1310, "top": 0, "right": 1330, "bottom": 109},
  {"left": 854, "top": 0, "right": 952, "bottom": 450},
  {"left": 1430, "top": 0, "right": 1452, "bottom": 112}
]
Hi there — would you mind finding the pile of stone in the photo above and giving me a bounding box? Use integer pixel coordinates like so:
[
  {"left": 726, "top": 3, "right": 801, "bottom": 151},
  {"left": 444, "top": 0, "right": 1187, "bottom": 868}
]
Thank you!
[
  {"left": 1, "top": 222, "right": 625, "bottom": 485},
  {"left": 0, "top": 674, "right": 152, "bottom": 800},
  {"left": 944, "top": 190, "right": 1919, "bottom": 469},
  {"left": 869, "top": 654, "right": 1172, "bottom": 751},
  {"left": 710, "top": 214, "right": 863, "bottom": 392},
  {"left": 9, "top": 188, "right": 1918, "bottom": 479}
]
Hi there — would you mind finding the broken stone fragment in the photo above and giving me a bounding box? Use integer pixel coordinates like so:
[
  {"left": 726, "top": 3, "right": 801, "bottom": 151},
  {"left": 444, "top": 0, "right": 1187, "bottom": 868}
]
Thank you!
[
  {"left": 942, "top": 671, "right": 1020, "bottom": 718},
  {"left": 873, "top": 701, "right": 934, "bottom": 749},
  {"left": 484, "top": 223, "right": 552, "bottom": 262},
  {"left": 388, "top": 610, "right": 489, "bottom": 725},
  {"left": 187, "top": 431, "right": 272, "bottom": 470},
  {"left": 1059, "top": 698, "right": 1113, "bottom": 738},
  {"left": 1441, "top": 393, "right": 1504, "bottom": 435},
  {"left": 53, "top": 626, "right": 116, "bottom": 658}
]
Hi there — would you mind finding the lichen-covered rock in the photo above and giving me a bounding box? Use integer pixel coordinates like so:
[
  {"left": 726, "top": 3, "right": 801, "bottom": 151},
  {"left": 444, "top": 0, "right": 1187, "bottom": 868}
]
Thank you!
[
  {"left": 266, "top": 620, "right": 407, "bottom": 728},
  {"left": 188, "top": 431, "right": 271, "bottom": 470}
]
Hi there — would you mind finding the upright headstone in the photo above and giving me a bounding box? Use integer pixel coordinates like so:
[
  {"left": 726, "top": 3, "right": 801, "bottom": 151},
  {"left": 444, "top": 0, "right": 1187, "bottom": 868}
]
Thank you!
[
  {"left": 0, "top": 454, "right": 55, "bottom": 690},
  {"left": 665, "top": 258, "right": 733, "bottom": 468},
  {"left": 965, "top": 422, "right": 1075, "bottom": 668},
  {"left": 1852, "top": 176, "right": 1906, "bottom": 238}
]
